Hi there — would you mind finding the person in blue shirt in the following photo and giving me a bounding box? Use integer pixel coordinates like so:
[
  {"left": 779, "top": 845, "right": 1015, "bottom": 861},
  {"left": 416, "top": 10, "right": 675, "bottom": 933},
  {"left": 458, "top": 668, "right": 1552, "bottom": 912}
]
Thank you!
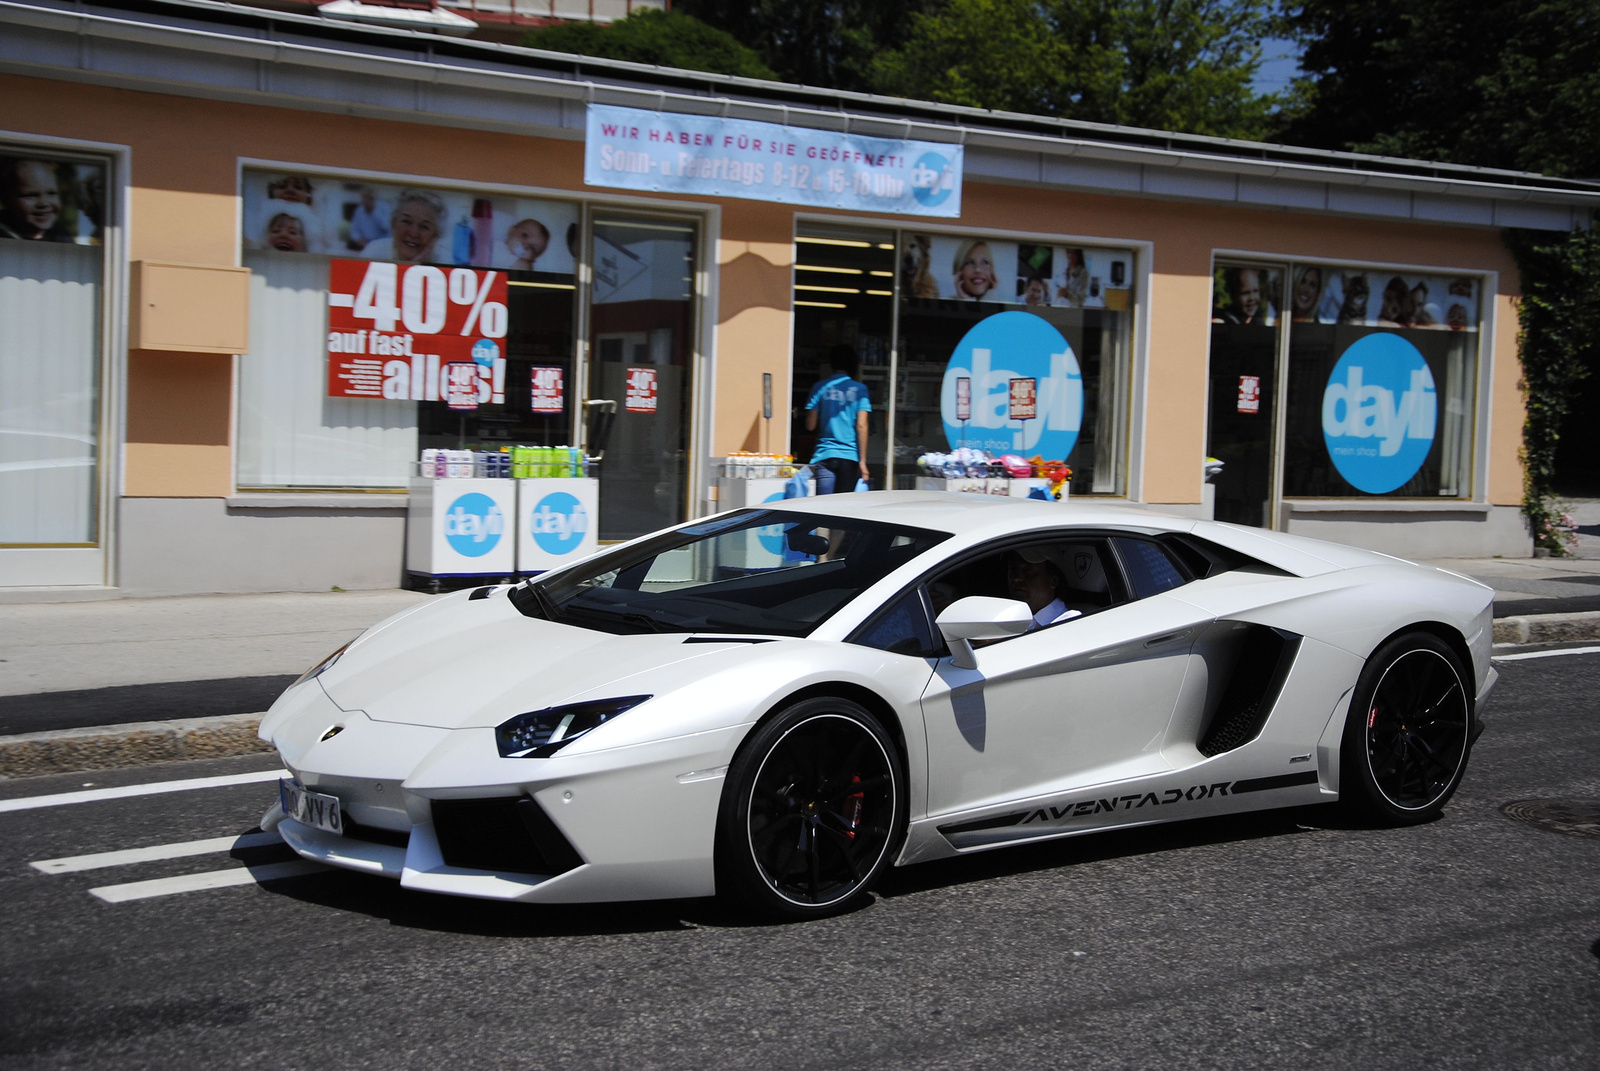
[{"left": 805, "top": 345, "right": 871, "bottom": 494}]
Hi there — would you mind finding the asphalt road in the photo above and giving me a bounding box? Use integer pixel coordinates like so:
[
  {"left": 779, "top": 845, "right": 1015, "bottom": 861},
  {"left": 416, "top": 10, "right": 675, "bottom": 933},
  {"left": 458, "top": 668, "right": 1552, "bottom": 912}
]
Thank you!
[{"left": 2, "top": 648, "right": 1597, "bottom": 1069}]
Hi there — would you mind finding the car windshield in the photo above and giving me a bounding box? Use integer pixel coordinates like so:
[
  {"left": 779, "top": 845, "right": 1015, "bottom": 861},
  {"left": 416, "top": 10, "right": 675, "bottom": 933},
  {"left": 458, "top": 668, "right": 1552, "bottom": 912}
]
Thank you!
[{"left": 510, "top": 509, "right": 949, "bottom": 637}]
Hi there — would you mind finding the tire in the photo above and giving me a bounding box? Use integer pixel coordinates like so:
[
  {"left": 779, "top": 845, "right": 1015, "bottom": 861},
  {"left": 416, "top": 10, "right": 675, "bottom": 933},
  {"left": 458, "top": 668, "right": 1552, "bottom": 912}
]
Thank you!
[
  {"left": 716, "top": 697, "right": 903, "bottom": 920},
  {"left": 1340, "top": 631, "right": 1474, "bottom": 825}
]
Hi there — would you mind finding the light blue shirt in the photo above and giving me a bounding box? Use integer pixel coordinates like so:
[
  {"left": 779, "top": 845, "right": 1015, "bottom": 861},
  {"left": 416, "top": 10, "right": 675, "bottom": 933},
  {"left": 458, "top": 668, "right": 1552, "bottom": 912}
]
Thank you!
[{"left": 806, "top": 374, "right": 871, "bottom": 463}]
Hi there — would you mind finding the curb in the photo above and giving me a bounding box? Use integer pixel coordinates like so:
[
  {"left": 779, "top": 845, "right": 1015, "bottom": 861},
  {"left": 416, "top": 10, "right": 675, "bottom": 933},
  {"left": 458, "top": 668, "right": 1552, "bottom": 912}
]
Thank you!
[
  {"left": 0, "top": 712, "right": 271, "bottom": 779},
  {"left": 1492, "top": 610, "right": 1600, "bottom": 645}
]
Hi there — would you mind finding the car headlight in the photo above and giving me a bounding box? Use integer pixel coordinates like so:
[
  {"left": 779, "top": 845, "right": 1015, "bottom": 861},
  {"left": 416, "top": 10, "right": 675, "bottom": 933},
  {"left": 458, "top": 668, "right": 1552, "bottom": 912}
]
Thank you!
[
  {"left": 495, "top": 695, "right": 652, "bottom": 758},
  {"left": 294, "top": 641, "right": 351, "bottom": 688}
]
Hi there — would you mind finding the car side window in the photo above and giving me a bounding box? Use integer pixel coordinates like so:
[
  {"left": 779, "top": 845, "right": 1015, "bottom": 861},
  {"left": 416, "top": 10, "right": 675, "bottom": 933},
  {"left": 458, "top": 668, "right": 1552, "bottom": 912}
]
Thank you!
[
  {"left": 851, "top": 587, "right": 943, "bottom": 658},
  {"left": 1112, "top": 537, "right": 1189, "bottom": 599},
  {"left": 925, "top": 537, "right": 1130, "bottom": 636}
]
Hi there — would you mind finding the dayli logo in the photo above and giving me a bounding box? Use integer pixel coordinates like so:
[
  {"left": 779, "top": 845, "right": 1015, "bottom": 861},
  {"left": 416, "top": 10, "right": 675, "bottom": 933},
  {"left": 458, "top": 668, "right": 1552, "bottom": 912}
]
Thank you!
[
  {"left": 531, "top": 492, "right": 588, "bottom": 554},
  {"left": 1321, "top": 334, "right": 1438, "bottom": 494},
  {"left": 910, "top": 152, "right": 955, "bottom": 208},
  {"left": 940, "top": 311, "right": 1083, "bottom": 459},
  {"left": 444, "top": 493, "right": 504, "bottom": 557}
]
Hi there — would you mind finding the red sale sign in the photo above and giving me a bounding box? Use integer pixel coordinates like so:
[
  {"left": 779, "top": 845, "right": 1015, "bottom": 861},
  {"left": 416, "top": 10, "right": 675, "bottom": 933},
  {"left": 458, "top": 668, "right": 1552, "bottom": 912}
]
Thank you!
[
  {"left": 625, "top": 366, "right": 658, "bottom": 413},
  {"left": 530, "top": 366, "right": 564, "bottom": 414},
  {"left": 1008, "top": 376, "right": 1037, "bottom": 421},
  {"left": 326, "top": 259, "right": 508, "bottom": 403},
  {"left": 1237, "top": 374, "right": 1261, "bottom": 413}
]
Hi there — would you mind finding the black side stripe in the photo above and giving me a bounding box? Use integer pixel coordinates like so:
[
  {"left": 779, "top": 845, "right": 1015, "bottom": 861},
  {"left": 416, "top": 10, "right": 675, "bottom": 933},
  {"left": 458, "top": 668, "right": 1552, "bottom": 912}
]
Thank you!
[
  {"left": 937, "top": 811, "right": 1028, "bottom": 836},
  {"left": 1230, "top": 771, "right": 1319, "bottom": 794}
]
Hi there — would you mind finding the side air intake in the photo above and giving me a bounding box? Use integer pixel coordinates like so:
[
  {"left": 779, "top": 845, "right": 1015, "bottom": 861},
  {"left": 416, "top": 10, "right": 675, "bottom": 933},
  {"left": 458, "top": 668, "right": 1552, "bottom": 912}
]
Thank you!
[
  {"left": 1197, "top": 626, "right": 1301, "bottom": 757},
  {"left": 431, "top": 797, "right": 584, "bottom": 876}
]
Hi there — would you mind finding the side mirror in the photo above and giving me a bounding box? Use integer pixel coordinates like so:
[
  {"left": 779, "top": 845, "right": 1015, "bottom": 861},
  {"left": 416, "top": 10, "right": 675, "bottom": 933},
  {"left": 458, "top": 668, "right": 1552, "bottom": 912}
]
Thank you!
[{"left": 935, "top": 596, "right": 1032, "bottom": 669}]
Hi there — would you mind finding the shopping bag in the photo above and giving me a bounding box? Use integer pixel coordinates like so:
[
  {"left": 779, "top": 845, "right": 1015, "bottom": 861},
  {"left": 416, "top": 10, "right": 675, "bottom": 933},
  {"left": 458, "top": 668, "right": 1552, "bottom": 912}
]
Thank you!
[
  {"left": 784, "top": 465, "right": 812, "bottom": 499},
  {"left": 854, "top": 478, "right": 870, "bottom": 492}
]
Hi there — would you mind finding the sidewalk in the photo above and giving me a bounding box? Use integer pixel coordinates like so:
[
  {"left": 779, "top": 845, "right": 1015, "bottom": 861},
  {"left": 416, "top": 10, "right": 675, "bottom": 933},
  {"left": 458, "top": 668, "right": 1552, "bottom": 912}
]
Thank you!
[{"left": 3, "top": 544, "right": 1600, "bottom": 778}]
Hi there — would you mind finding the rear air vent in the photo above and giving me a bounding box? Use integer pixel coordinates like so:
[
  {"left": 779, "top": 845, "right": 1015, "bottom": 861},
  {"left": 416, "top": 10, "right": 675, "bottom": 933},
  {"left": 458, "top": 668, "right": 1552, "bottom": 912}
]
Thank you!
[
  {"left": 1197, "top": 626, "right": 1301, "bottom": 757},
  {"left": 431, "top": 797, "right": 583, "bottom": 876}
]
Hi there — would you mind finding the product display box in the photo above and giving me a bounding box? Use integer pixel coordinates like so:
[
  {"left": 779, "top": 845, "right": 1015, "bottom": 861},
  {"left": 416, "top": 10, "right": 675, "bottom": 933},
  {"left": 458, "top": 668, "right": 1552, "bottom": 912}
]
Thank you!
[
  {"left": 516, "top": 477, "right": 599, "bottom": 574},
  {"left": 406, "top": 477, "right": 517, "bottom": 579},
  {"left": 915, "top": 476, "right": 1062, "bottom": 499}
]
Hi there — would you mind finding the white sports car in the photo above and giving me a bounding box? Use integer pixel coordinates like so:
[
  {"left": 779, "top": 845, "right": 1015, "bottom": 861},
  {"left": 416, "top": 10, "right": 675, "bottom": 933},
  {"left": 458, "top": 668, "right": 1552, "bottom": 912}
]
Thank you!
[{"left": 260, "top": 492, "right": 1495, "bottom": 919}]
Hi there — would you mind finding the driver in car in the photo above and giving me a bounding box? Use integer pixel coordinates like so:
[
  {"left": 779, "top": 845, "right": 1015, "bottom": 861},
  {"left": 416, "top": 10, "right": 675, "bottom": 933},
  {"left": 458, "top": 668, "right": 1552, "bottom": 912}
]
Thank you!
[{"left": 1009, "top": 549, "right": 1083, "bottom": 630}]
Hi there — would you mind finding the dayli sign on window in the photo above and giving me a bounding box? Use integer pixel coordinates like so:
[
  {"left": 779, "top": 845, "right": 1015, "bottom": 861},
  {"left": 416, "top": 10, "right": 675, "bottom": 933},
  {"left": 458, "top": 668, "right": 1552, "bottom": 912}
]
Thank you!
[
  {"left": 326, "top": 259, "right": 508, "bottom": 403},
  {"left": 1321, "top": 334, "right": 1437, "bottom": 494}
]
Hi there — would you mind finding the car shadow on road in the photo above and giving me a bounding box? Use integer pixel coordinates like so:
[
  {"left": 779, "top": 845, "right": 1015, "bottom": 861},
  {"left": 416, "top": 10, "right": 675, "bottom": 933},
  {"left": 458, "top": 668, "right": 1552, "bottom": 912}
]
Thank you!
[
  {"left": 874, "top": 802, "right": 1386, "bottom": 900},
  {"left": 248, "top": 804, "right": 1385, "bottom": 936}
]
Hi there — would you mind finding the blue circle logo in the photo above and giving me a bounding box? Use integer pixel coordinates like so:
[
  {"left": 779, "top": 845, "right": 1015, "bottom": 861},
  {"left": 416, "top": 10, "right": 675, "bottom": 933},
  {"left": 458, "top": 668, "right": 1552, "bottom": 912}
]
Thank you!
[
  {"left": 756, "top": 492, "right": 787, "bottom": 555},
  {"left": 530, "top": 492, "right": 588, "bottom": 554},
  {"left": 444, "top": 493, "right": 504, "bottom": 557},
  {"left": 471, "top": 338, "right": 499, "bottom": 369},
  {"left": 911, "top": 152, "right": 953, "bottom": 208},
  {"left": 940, "top": 311, "right": 1083, "bottom": 460},
  {"left": 1321, "top": 334, "right": 1438, "bottom": 494}
]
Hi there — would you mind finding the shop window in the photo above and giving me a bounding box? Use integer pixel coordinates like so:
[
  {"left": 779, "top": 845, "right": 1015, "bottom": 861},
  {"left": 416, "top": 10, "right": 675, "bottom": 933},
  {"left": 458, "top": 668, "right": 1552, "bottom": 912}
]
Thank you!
[
  {"left": 1205, "top": 263, "right": 1285, "bottom": 527},
  {"left": 789, "top": 225, "right": 895, "bottom": 482},
  {"left": 0, "top": 148, "right": 107, "bottom": 544},
  {"left": 588, "top": 216, "right": 698, "bottom": 541},
  {"left": 237, "top": 169, "right": 583, "bottom": 490},
  {"left": 1281, "top": 266, "right": 1479, "bottom": 499},
  {"left": 894, "top": 235, "right": 1134, "bottom": 494}
]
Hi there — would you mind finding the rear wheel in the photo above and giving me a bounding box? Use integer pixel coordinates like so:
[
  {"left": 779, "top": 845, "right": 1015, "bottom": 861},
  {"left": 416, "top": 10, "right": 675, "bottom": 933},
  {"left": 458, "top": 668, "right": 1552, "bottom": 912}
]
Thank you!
[
  {"left": 1340, "top": 632, "right": 1473, "bottom": 824},
  {"left": 717, "top": 697, "right": 902, "bottom": 920}
]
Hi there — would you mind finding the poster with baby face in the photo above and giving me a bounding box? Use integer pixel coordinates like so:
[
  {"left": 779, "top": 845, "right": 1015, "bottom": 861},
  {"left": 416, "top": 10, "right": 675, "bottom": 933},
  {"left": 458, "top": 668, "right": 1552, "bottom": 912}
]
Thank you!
[
  {"left": 902, "top": 234, "right": 1133, "bottom": 309},
  {"left": 0, "top": 152, "right": 107, "bottom": 245},
  {"left": 1287, "top": 263, "right": 1479, "bottom": 332},
  {"left": 242, "top": 171, "right": 579, "bottom": 275}
]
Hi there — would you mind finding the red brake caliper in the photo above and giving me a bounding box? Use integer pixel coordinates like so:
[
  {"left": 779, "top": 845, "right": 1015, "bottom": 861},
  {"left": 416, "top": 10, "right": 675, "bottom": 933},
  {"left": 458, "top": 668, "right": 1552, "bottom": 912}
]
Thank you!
[{"left": 842, "top": 775, "right": 863, "bottom": 839}]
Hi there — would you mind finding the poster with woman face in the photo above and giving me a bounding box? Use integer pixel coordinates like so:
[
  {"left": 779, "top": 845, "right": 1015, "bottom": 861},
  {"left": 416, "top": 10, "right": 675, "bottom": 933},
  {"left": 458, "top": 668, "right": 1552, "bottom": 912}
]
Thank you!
[
  {"left": 904, "top": 234, "right": 1133, "bottom": 309},
  {"left": 1293, "top": 263, "right": 1478, "bottom": 331},
  {"left": 242, "top": 171, "right": 579, "bottom": 274}
]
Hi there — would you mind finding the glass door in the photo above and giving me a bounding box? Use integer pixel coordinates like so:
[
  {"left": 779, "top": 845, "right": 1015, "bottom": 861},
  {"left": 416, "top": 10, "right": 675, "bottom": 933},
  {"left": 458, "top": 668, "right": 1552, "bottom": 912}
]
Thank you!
[
  {"left": 1206, "top": 262, "right": 1287, "bottom": 527},
  {"left": 587, "top": 215, "right": 698, "bottom": 541}
]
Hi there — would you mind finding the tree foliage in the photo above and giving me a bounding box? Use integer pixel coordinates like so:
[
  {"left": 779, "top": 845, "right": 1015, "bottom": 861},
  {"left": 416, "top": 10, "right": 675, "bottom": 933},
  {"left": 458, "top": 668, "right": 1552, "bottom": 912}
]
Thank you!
[
  {"left": 518, "top": 9, "right": 775, "bottom": 80},
  {"left": 1281, "top": 1, "right": 1600, "bottom": 548},
  {"left": 870, "top": 0, "right": 1284, "bottom": 139},
  {"left": 1282, "top": 0, "right": 1600, "bottom": 177},
  {"left": 674, "top": 1, "right": 935, "bottom": 92}
]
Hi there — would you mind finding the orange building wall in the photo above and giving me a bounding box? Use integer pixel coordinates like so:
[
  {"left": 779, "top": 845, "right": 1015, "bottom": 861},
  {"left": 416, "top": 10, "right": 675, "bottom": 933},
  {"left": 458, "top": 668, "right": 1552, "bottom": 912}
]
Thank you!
[{"left": 1, "top": 71, "right": 1523, "bottom": 507}]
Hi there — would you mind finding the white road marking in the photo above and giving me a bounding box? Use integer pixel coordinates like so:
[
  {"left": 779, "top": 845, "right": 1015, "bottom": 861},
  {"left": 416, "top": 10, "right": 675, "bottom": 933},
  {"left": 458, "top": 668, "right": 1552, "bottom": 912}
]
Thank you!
[
  {"left": 0, "top": 769, "right": 286, "bottom": 814},
  {"left": 89, "top": 860, "right": 326, "bottom": 903},
  {"left": 1492, "top": 646, "right": 1600, "bottom": 663},
  {"left": 31, "top": 831, "right": 284, "bottom": 874}
]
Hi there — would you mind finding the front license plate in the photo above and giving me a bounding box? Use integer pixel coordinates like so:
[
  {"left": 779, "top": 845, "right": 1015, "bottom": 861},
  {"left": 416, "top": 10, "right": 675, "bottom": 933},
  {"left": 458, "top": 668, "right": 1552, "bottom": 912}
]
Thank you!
[{"left": 280, "top": 778, "right": 343, "bottom": 835}]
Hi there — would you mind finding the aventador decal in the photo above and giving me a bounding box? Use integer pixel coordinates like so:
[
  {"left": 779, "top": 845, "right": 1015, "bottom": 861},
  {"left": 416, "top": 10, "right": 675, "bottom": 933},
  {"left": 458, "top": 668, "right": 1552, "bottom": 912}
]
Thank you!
[{"left": 939, "top": 772, "right": 1319, "bottom": 837}]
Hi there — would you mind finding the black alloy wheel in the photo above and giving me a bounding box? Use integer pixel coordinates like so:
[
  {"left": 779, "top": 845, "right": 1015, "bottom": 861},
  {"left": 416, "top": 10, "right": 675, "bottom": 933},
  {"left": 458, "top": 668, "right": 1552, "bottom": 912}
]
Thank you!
[
  {"left": 1341, "top": 632, "right": 1473, "bottom": 824},
  {"left": 717, "top": 698, "right": 902, "bottom": 919}
]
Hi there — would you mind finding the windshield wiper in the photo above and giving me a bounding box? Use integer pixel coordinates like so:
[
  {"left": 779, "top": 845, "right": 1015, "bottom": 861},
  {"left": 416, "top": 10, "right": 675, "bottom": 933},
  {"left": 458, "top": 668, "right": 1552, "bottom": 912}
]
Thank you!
[{"left": 618, "top": 612, "right": 672, "bottom": 634}]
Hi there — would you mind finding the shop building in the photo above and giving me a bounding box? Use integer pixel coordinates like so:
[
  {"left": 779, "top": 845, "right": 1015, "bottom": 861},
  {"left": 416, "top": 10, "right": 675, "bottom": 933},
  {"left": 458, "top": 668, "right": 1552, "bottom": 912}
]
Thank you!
[{"left": 2, "top": 0, "right": 1597, "bottom": 595}]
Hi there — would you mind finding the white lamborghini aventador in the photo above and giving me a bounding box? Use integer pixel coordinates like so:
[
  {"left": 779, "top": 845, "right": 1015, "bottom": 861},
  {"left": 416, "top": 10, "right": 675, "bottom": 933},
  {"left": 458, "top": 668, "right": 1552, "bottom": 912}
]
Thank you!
[{"left": 259, "top": 492, "right": 1495, "bottom": 919}]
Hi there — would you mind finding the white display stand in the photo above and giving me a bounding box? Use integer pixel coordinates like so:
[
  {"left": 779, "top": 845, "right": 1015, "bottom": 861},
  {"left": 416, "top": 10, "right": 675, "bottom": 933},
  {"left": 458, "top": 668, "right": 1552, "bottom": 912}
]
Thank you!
[
  {"left": 915, "top": 476, "right": 1065, "bottom": 499},
  {"left": 406, "top": 477, "right": 517, "bottom": 580},
  {"left": 516, "top": 477, "right": 600, "bottom": 574},
  {"left": 715, "top": 477, "right": 813, "bottom": 571}
]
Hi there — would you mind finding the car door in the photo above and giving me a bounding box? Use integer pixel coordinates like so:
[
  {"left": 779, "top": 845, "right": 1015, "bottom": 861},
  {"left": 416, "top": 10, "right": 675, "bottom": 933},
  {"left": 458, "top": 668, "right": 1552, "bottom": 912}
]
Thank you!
[{"left": 919, "top": 534, "right": 1214, "bottom": 818}]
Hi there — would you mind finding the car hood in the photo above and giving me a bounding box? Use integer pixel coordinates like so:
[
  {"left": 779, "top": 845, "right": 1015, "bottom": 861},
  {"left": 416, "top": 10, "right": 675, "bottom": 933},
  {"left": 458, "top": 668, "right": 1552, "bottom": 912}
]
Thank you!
[{"left": 316, "top": 588, "right": 737, "bottom": 730}]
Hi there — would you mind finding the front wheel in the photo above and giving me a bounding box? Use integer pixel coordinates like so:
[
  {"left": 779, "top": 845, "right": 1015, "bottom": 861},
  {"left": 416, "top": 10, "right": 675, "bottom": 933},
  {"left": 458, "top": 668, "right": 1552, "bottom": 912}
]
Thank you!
[
  {"left": 1340, "top": 631, "right": 1473, "bottom": 825},
  {"left": 716, "top": 698, "right": 903, "bottom": 920}
]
